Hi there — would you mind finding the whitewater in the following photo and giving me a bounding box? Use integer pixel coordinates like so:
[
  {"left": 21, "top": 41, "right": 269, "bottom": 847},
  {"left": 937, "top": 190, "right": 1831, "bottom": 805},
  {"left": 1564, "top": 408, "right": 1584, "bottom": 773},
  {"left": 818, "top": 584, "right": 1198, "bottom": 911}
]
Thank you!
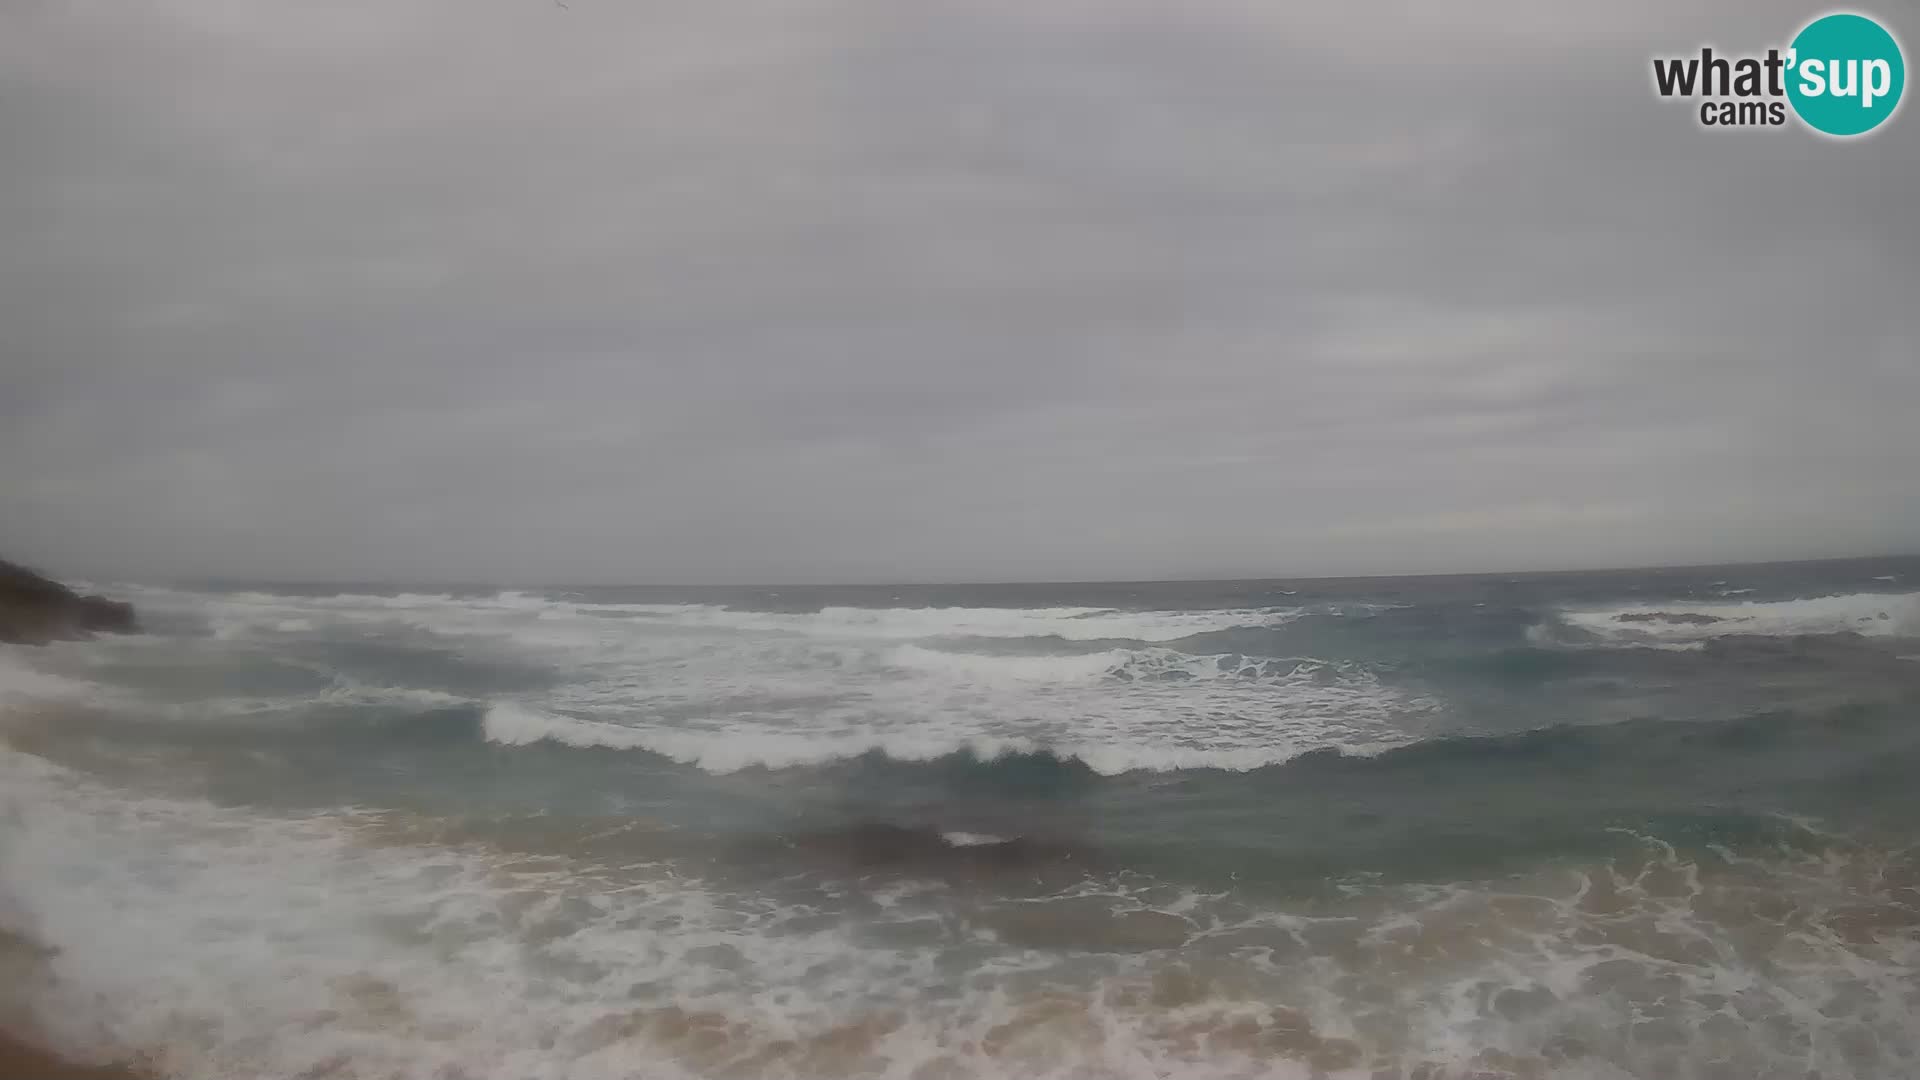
[{"left": 3, "top": 556, "right": 1919, "bottom": 1079}]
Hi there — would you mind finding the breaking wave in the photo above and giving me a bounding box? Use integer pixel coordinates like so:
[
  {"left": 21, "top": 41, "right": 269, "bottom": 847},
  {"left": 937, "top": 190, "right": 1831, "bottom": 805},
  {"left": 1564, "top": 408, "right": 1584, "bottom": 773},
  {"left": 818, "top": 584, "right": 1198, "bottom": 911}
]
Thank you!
[
  {"left": 125, "top": 585, "right": 1300, "bottom": 645},
  {"left": 4, "top": 742, "right": 1917, "bottom": 1080},
  {"left": 1560, "top": 589, "right": 1920, "bottom": 644},
  {"left": 11, "top": 562, "right": 1920, "bottom": 1079},
  {"left": 479, "top": 700, "right": 1398, "bottom": 774}
]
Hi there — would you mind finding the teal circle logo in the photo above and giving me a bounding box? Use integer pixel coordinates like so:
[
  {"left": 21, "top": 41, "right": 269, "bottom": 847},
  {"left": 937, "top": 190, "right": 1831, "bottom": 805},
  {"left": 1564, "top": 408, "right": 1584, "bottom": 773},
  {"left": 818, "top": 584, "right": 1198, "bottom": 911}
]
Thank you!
[{"left": 1787, "top": 12, "right": 1905, "bottom": 136}]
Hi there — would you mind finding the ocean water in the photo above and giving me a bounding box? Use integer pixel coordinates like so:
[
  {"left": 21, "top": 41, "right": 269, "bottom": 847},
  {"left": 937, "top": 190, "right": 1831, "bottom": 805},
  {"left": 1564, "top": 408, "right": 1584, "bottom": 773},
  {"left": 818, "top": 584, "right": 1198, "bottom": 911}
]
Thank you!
[{"left": 2, "top": 557, "right": 1919, "bottom": 1080}]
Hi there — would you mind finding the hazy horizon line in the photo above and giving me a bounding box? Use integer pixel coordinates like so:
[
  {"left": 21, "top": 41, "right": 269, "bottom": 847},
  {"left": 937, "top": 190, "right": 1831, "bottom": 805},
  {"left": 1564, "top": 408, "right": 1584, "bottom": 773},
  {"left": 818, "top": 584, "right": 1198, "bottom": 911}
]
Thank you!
[{"left": 58, "top": 549, "right": 1920, "bottom": 595}]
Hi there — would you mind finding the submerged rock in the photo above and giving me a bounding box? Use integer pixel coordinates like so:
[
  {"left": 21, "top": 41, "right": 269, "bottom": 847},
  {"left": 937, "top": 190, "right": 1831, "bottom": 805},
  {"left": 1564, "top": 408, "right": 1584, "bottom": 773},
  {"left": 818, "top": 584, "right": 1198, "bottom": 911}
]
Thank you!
[
  {"left": 0, "top": 559, "right": 138, "bottom": 645},
  {"left": 1614, "top": 611, "right": 1723, "bottom": 625}
]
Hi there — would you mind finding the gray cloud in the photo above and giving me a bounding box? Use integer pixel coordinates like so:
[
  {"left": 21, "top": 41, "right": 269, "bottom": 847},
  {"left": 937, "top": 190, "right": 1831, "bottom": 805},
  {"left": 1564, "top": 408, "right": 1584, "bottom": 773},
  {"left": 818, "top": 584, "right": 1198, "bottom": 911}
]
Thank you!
[{"left": 3, "top": 0, "right": 1916, "bottom": 584}]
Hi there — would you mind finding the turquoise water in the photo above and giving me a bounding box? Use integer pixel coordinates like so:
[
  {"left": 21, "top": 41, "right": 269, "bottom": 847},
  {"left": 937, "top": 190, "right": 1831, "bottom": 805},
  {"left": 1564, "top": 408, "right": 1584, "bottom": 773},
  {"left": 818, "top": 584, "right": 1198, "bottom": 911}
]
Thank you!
[{"left": 2, "top": 557, "right": 1918, "bottom": 1078}]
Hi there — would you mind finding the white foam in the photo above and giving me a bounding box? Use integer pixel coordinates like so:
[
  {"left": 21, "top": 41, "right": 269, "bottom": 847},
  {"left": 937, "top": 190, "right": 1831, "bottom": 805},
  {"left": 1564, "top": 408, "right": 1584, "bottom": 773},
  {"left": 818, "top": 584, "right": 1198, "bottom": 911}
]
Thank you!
[
  {"left": 485, "top": 702, "right": 1039, "bottom": 769},
  {"left": 161, "top": 582, "right": 1428, "bottom": 774},
  {"left": 480, "top": 697, "right": 1404, "bottom": 776},
  {"left": 512, "top": 626, "right": 1434, "bottom": 775},
  {"left": 941, "top": 831, "right": 1010, "bottom": 847},
  {"left": 0, "top": 750, "right": 915, "bottom": 1079},
  {"left": 186, "top": 681, "right": 471, "bottom": 719},
  {"left": 1526, "top": 623, "right": 1707, "bottom": 652},
  {"left": 0, "top": 651, "right": 122, "bottom": 709},
  {"left": 136, "top": 585, "right": 1295, "bottom": 645},
  {"left": 882, "top": 643, "right": 1351, "bottom": 687},
  {"left": 645, "top": 602, "right": 1294, "bottom": 642},
  {"left": 1561, "top": 590, "right": 1920, "bottom": 643},
  {"left": 5, "top": 749, "right": 1912, "bottom": 1080},
  {"left": 882, "top": 643, "right": 1131, "bottom": 685},
  {"left": 481, "top": 700, "right": 657, "bottom": 750},
  {"left": 37, "top": 584, "right": 1431, "bottom": 779},
  {"left": 0, "top": 750, "right": 1364, "bottom": 1080}
]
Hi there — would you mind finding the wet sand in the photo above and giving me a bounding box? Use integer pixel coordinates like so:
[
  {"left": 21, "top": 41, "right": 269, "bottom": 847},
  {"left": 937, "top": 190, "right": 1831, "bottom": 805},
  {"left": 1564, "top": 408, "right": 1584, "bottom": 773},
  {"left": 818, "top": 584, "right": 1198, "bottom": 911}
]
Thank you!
[
  {"left": 0, "top": 1030, "right": 142, "bottom": 1080},
  {"left": 0, "top": 928, "right": 142, "bottom": 1080}
]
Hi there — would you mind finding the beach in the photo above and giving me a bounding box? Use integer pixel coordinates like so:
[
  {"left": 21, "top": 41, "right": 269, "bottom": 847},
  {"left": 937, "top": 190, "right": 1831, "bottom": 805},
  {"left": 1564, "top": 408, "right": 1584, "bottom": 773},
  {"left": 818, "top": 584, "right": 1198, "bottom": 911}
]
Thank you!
[{"left": 2, "top": 557, "right": 1917, "bottom": 1078}]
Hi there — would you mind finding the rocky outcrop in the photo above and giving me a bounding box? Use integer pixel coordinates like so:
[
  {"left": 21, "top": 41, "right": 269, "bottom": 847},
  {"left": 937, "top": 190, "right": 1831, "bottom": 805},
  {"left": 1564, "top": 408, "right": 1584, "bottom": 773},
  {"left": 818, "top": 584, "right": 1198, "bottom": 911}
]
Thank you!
[{"left": 0, "top": 559, "right": 138, "bottom": 645}]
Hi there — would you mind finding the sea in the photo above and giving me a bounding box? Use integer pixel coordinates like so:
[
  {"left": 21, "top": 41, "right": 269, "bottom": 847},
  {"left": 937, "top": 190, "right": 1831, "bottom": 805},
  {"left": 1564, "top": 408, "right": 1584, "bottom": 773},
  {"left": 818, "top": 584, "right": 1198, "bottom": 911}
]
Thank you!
[{"left": 2, "top": 556, "right": 1919, "bottom": 1080}]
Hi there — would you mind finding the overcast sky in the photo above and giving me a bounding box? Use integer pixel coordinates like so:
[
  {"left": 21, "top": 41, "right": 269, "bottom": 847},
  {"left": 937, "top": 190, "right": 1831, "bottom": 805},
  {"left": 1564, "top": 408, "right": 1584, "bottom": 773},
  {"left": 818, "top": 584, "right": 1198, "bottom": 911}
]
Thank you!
[{"left": 3, "top": 0, "right": 1916, "bottom": 585}]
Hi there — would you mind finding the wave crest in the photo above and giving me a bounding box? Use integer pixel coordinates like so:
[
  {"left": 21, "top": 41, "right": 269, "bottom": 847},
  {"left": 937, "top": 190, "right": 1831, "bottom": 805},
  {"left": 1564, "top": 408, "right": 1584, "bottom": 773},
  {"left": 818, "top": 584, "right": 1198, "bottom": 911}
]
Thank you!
[
  {"left": 1560, "top": 590, "right": 1920, "bottom": 644},
  {"left": 881, "top": 644, "right": 1338, "bottom": 686},
  {"left": 478, "top": 701, "right": 1399, "bottom": 775}
]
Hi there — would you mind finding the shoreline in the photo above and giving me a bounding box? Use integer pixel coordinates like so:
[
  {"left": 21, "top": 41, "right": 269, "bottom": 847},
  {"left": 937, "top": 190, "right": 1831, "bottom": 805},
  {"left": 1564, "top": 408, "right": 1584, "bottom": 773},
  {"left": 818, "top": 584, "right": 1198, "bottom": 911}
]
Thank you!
[{"left": 0, "top": 929, "right": 144, "bottom": 1080}]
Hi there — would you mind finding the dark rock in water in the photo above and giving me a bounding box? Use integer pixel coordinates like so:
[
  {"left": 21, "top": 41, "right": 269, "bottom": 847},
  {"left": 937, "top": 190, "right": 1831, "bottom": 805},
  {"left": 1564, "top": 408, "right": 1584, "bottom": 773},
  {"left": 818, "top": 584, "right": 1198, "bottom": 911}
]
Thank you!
[
  {"left": 0, "top": 559, "right": 139, "bottom": 645},
  {"left": 1614, "top": 611, "right": 1723, "bottom": 625}
]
